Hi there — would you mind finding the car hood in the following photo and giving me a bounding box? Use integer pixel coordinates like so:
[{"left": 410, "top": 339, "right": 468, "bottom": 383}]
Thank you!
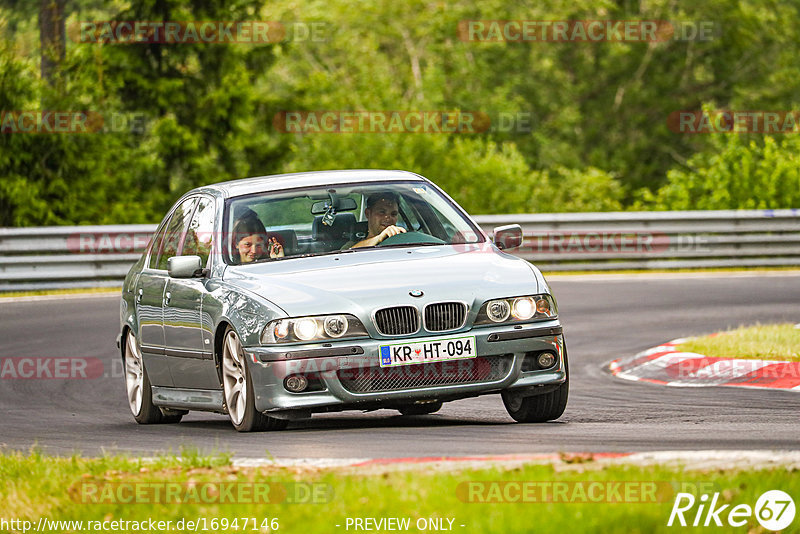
[{"left": 222, "top": 246, "right": 540, "bottom": 319}]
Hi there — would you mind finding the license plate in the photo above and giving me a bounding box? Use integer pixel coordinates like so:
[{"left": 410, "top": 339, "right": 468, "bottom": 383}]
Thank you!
[{"left": 379, "top": 335, "right": 477, "bottom": 367}]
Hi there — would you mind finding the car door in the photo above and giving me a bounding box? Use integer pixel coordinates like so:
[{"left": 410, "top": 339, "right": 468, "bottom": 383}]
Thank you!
[
  {"left": 136, "top": 197, "right": 197, "bottom": 386},
  {"left": 163, "top": 196, "right": 220, "bottom": 389}
]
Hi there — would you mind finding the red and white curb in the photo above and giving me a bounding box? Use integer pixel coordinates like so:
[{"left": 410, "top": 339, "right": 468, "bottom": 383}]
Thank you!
[
  {"left": 230, "top": 451, "right": 800, "bottom": 470},
  {"left": 609, "top": 338, "right": 800, "bottom": 391},
  {"left": 232, "top": 453, "right": 631, "bottom": 470}
]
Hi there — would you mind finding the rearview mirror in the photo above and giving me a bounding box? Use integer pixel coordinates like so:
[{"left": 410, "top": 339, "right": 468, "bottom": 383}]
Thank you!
[
  {"left": 493, "top": 224, "right": 523, "bottom": 250},
  {"left": 167, "top": 255, "right": 203, "bottom": 278},
  {"left": 311, "top": 197, "right": 357, "bottom": 214}
]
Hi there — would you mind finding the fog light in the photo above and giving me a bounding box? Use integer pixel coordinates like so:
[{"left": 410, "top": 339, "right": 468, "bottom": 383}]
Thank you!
[
  {"left": 284, "top": 375, "right": 309, "bottom": 393},
  {"left": 537, "top": 352, "right": 556, "bottom": 369}
]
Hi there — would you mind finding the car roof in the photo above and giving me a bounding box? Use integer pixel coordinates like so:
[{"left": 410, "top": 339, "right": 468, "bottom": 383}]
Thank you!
[{"left": 193, "top": 169, "right": 428, "bottom": 199}]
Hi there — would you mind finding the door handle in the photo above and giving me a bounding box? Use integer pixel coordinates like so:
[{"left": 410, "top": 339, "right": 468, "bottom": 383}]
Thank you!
[
  {"left": 164, "top": 291, "right": 171, "bottom": 306},
  {"left": 136, "top": 288, "right": 143, "bottom": 303}
]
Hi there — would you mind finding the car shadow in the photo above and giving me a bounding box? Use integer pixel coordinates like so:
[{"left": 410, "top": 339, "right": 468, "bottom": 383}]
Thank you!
[{"left": 167, "top": 412, "right": 515, "bottom": 433}]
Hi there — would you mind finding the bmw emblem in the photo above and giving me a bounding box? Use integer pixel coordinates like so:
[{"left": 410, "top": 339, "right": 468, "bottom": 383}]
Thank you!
[{"left": 409, "top": 290, "right": 424, "bottom": 298}]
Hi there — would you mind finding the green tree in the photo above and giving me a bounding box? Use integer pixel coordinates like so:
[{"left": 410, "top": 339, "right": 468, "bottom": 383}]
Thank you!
[{"left": 642, "top": 134, "right": 800, "bottom": 210}]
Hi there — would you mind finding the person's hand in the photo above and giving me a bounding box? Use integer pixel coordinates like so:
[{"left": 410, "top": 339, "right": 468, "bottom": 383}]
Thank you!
[
  {"left": 268, "top": 237, "right": 284, "bottom": 258},
  {"left": 350, "top": 225, "right": 407, "bottom": 248},
  {"left": 376, "top": 225, "right": 406, "bottom": 243}
]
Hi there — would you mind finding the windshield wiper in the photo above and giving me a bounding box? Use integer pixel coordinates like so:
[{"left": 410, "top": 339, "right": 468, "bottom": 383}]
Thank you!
[
  {"left": 291, "top": 248, "right": 361, "bottom": 259},
  {"left": 375, "top": 241, "right": 446, "bottom": 249}
]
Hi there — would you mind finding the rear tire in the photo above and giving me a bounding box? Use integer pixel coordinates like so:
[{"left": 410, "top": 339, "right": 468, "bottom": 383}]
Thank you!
[
  {"left": 124, "top": 330, "right": 183, "bottom": 424},
  {"left": 221, "top": 326, "right": 288, "bottom": 432},
  {"left": 398, "top": 401, "right": 443, "bottom": 416},
  {"left": 502, "top": 349, "right": 569, "bottom": 423}
]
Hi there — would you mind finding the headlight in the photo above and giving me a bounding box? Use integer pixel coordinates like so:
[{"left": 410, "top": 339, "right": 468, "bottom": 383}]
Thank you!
[
  {"left": 323, "top": 315, "right": 348, "bottom": 338},
  {"left": 475, "top": 294, "right": 557, "bottom": 325},
  {"left": 512, "top": 297, "right": 535, "bottom": 320},
  {"left": 486, "top": 300, "right": 511, "bottom": 322},
  {"left": 261, "top": 314, "right": 368, "bottom": 344},
  {"left": 294, "top": 318, "right": 319, "bottom": 341}
]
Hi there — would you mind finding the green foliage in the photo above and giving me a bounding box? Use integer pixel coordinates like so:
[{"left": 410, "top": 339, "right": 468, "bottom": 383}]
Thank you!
[
  {"left": 278, "top": 131, "right": 622, "bottom": 214},
  {"left": 0, "top": 0, "right": 286, "bottom": 225},
  {"left": 1, "top": 0, "right": 799, "bottom": 226},
  {"left": 0, "top": 42, "right": 127, "bottom": 225},
  {"left": 641, "top": 134, "right": 800, "bottom": 210}
]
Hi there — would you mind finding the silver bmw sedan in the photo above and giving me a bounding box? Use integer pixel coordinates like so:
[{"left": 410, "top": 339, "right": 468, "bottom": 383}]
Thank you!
[{"left": 117, "top": 170, "right": 568, "bottom": 431}]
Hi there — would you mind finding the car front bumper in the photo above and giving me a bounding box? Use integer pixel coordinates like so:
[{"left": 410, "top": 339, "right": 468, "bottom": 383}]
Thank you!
[{"left": 244, "top": 321, "right": 566, "bottom": 415}]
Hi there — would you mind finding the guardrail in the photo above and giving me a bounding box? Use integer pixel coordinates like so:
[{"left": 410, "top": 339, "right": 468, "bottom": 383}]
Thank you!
[
  {"left": 476, "top": 209, "right": 800, "bottom": 271},
  {"left": 1, "top": 210, "right": 798, "bottom": 291}
]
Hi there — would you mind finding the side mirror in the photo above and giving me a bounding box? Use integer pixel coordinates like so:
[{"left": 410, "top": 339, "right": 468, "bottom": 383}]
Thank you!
[
  {"left": 167, "top": 255, "right": 203, "bottom": 278},
  {"left": 493, "top": 224, "right": 523, "bottom": 250}
]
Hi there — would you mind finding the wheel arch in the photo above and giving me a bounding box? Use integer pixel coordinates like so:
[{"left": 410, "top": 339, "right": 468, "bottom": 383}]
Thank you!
[
  {"left": 119, "top": 292, "right": 139, "bottom": 363},
  {"left": 213, "top": 319, "right": 233, "bottom": 385},
  {"left": 120, "top": 324, "right": 132, "bottom": 362}
]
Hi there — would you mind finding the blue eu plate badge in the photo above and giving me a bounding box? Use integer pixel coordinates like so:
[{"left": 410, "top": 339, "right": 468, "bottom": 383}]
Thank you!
[{"left": 380, "top": 346, "right": 392, "bottom": 366}]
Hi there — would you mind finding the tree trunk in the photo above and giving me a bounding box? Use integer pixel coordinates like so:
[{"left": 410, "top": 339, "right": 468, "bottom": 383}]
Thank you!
[{"left": 39, "top": 0, "right": 66, "bottom": 85}]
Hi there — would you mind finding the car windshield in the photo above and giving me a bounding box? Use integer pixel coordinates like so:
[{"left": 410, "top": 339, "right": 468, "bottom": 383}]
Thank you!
[{"left": 223, "top": 181, "right": 484, "bottom": 264}]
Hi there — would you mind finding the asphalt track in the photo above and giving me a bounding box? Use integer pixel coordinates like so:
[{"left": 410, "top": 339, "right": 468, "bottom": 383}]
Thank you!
[{"left": 1, "top": 273, "right": 799, "bottom": 458}]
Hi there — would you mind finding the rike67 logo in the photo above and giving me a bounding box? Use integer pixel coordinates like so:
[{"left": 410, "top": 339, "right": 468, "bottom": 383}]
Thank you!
[{"left": 668, "top": 489, "right": 795, "bottom": 531}]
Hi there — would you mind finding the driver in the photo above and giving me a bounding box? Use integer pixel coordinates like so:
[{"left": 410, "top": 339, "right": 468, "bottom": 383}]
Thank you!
[{"left": 349, "top": 192, "right": 407, "bottom": 248}]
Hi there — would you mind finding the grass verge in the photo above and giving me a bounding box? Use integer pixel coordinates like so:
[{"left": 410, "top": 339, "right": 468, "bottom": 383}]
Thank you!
[
  {"left": 1, "top": 451, "right": 798, "bottom": 533},
  {"left": 678, "top": 323, "right": 800, "bottom": 362}
]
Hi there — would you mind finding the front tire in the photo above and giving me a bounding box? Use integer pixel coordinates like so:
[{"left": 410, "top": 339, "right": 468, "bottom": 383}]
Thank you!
[
  {"left": 502, "top": 350, "right": 569, "bottom": 423},
  {"left": 124, "top": 330, "right": 182, "bottom": 424},
  {"left": 221, "top": 326, "right": 288, "bottom": 432},
  {"left": 398, "top": 401, "right": 443, "bottom": 416}
]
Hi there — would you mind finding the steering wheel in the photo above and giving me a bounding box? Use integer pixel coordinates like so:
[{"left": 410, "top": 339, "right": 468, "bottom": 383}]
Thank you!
[{"left": 377, "top": 231, "right": 446, "bottom": 247}]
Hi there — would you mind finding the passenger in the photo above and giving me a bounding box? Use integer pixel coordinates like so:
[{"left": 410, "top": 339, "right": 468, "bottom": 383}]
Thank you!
[
  {"left": 349, "top": 192, "right": 407, "bottom": 248},
  {"left": 231, "top": 212, "right": 284, "bottom": 263}
]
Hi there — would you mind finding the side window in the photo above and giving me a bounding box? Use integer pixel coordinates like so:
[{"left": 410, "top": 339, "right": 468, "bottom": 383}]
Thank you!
[
  {"left": 181, "top": 197, "right": 215, "bottom": 267},
  {"left": 147, "top": 221, "right": 171, "bottom": 269},
  {"left": 156, "top": 197, "right": 198, "bottom": 270}
]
